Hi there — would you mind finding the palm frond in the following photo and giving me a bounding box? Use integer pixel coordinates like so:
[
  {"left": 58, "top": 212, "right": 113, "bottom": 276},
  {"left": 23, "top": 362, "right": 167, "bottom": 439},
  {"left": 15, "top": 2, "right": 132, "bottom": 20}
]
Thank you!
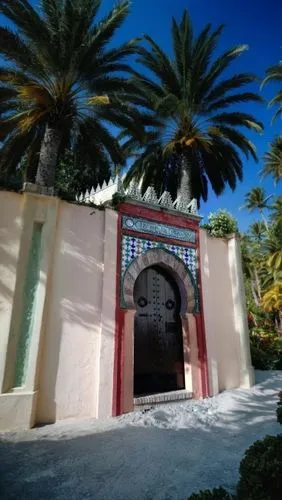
[
  {"left": 1, "top": 0, "right": 50, "bottom": 48},
  {"left": 262, "top": 136, "right": 282, "bottom": 185},
  {"left": 0, "top": 0, "right": 144, "bottom": 188},
  {"left": 211, "top": 111, "right": 263, "bottom": 132},
  {"left": 126, "top": 10, "right": 262, "bottom": 203},
  {"left": 84, "top": 1, "right": 130, "bottom": 61},
  {"left": 208, "top": 125, "right": 258, "bottom": 161},
  {"left": 262, "top": 62, "right": 282, "bottom": 122},
  {"left": 205, "top": 92, "right": 264, "bottom": 113}
]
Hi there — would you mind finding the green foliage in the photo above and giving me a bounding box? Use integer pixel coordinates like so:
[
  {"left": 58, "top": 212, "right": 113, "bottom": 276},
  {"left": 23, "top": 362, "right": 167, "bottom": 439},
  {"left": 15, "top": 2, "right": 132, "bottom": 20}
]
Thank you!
[
  {"left": 0, "top": 167, "right": 23, "bottom": 192},
  {"left": 250, "top": 328, "right": 282, "bottom": 370},
  {"left": 124, "top": 9, "right": 263, "bottom": 204},
  {"left": 111, "top": 192, "right": 126, "bottom": 209},
  {"left": 0, "top": 0, "right": 146, "bottom": 186},
  {"left": 188, "top": 487, "right": 233, "bottom": 499},
  {"left": 236, "top": 435, "right": 282, "bottom": 500},
  {"left": 241, "top": 192, "right": 282, "bottom": 335},
  {"left": 263, "top": 61, "right": 282, "bottom": 122},
  {"left": 0, "top": 149, "right": 111, "bottom": 200},
  {"left": 189, "top": 400, "right": 282, "bottom": 500},
  {"left": 243, "top": 187, "right": 272, "bottom": 214},
  {"left": 204, "top": 210, "right": 238, "bottom": 238},
  {"left": 55, "top": 150, "right": 111, "bottom": 200},
  {"left": 262, "top": 136, "right": 282, "bottom": 185}
]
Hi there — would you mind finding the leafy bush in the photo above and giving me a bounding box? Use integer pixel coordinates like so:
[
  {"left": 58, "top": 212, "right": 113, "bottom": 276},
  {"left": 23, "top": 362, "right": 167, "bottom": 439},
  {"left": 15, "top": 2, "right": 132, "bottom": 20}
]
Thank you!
[
  {"left": 188, "top": 487, "right": 233, "bottom": 499},
  {"left": 203, "top": 210, "right": 238, "bottom": 238},
  {"left": 0, "top": 168, "right": 23, "bottom": 192},
  {"left": 236, "top": 435, "right": 282, "bottom": 500},
  {"left": 250, "top": 329, "right": 282, "bottom": 370}
]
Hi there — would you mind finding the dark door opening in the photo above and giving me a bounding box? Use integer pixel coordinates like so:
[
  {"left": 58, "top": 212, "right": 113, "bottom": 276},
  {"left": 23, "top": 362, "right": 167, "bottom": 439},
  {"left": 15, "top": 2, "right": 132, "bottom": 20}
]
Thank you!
[{"left": 134, "top": 265, "right": 185, "bottom": 397}]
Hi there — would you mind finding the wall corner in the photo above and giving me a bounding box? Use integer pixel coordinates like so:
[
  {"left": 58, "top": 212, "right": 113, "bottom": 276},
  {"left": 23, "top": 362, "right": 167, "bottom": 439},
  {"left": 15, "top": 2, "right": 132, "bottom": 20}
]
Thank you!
[{"left": 228, "top": 236, "right": 254, "bottom": 388}]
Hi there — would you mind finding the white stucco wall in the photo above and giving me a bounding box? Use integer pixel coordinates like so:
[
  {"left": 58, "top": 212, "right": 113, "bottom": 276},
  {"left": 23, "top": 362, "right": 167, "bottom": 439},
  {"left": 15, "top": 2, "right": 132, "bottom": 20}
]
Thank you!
[
  {"left": 0, "top": 191, "right": 118, "bottom": 429},
  {"left": 0, "top": 191, "right": 252, "bottom": 430},
  {"left": 200, "top": 230, "right": 241, "bottom": 394},
  {"left": 36, "top": 203, "right": 118, "bottom": 423},
  {"left": 0, "top": 192, "right": 23, "bottom": 392}
]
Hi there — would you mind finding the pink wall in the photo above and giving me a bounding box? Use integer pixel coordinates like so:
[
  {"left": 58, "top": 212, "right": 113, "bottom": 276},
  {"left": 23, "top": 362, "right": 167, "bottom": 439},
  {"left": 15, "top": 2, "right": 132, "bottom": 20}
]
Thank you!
[
  {"left": 200, "top": 230, "right": 241, "bottom": 393},
  {"left": 0, "top": 190, "right": 252, "bottom": 430},
  {"left": 36, "top": 203, "right": 117, "bottom": 423},
  {"left": 0, "top": 192, "right": 23, "bottom": 392}
]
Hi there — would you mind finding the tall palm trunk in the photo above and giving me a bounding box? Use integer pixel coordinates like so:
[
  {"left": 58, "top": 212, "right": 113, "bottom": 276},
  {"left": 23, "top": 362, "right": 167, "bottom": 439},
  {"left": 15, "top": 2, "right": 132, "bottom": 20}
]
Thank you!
[
  {"left": 36, "top": 124, "right": 61, "bottom": 187},
  {"left": 260, "top": 209, "right": 269, "bottom": 231},
  {"left": 276, "top": 310, "right": 282, "bottom": 336},
  {"left": 254, "top": 267, "right": 262, "bottom": 301},
  {"left": 250, "top": 280, "right": 260, "bottom": 306},
  {"left": 177, "top": 153, "right": 192, "bottom": 203}
]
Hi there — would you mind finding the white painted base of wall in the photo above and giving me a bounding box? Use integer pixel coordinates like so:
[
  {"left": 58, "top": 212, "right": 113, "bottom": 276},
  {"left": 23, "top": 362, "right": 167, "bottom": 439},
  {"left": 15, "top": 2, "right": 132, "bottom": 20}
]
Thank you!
[
  {"left": 240, "top": 366, "right": 255, "bottom": 388},
  {"left": 0, "top": 391, "right": 37, "bottom": 431}
]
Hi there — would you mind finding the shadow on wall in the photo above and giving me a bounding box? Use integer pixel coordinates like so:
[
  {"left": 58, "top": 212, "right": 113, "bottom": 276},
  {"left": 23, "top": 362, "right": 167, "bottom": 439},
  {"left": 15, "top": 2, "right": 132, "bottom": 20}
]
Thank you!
[
  {"left": 36, "top": 205, "right": 117, "bottom": 424},
  {"left": 0, "top": 196, "right": 22, "bottom": 308},
  {"left": 201, "top": 235, "right": 240, "bottom": 392},
  {"left": 0, "top": 372, "right": 281, "bottom": 500}
]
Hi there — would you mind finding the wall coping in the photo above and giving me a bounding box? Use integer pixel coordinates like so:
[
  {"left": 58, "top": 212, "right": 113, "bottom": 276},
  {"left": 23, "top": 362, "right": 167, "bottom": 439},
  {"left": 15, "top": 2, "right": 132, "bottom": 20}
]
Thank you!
[{"left": 122, "top": 198, "right": 203, "bottom": 221}]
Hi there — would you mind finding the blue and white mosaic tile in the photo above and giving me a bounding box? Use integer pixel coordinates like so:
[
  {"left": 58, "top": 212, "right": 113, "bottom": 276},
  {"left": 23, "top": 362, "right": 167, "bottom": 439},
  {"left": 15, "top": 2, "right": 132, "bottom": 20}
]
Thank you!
[
  {"left": 121, "top": 235, "right": 198, "bottom": 282},
  {"left": 120, "top": 235, "right": 199, "bottom": 310}
]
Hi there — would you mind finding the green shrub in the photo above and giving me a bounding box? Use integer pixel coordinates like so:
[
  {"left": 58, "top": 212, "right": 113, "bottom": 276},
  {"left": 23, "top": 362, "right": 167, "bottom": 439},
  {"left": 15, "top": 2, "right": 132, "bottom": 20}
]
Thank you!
[
  {"left": 236, "top": 435, "right": 282, "bottom": 500},
  {"left": 249, "top": 330, "right": 282, "bottom": 370},
  {"left": 0, "top": 169, "right": 23, "bottom": 192},
  {"left": 188, "top": 487, "right": 233, "bottom": 499},
  {"left": 203, "top": 210, "right": 238, "bottom": 238},
  {"left": 250, "top": 343, "right": 273, "bottom": 370}
]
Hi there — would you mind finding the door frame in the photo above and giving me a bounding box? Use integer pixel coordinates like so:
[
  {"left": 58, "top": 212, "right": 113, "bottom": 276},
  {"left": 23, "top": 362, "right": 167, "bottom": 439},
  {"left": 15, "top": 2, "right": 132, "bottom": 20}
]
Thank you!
[
  {"left": 133, "top": 264, "right": 185, "bottom": 397},
  {"left": 113, "top": 247, "right": 209, "bottom": 415}
]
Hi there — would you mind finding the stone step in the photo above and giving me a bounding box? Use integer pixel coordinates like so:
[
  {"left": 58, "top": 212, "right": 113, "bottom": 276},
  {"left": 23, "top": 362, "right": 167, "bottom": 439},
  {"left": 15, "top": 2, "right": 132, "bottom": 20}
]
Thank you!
[{"left": 134, "top": 390, "right": 193, "bottom": 410}]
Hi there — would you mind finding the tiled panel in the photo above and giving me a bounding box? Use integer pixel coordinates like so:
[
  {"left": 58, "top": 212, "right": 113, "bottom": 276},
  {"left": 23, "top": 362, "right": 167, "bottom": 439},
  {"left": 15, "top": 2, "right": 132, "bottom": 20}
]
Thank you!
[
  {"left": 121, "top": 235, "right": 197, "bottom": 282},
  {"left": 122, "top": 215, "right": 196, "bottom": 243}
]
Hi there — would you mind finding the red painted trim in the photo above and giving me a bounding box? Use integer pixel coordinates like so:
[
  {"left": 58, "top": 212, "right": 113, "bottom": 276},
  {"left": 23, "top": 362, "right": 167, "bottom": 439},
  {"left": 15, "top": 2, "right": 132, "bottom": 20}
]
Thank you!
[
  {"left": 195, "top": 231, "right": 210, "bottom": 398},
  {"left": 119, "top": 202, "right": 200, "bottom": 231},
  {"left": 194, "top": 314, "right": 208, "bottom": 398},
  {"left": 122, "top": 228, "right": 197, "bottom": 249},
  {"left": 117, "top": 310, "right": 126, "bottom": 415},
  {"left": 112, "top": 212, "right": 123, "bottom": 416},
  {"left": 113, "top": 202, "right": 209, "bottom": 416}
]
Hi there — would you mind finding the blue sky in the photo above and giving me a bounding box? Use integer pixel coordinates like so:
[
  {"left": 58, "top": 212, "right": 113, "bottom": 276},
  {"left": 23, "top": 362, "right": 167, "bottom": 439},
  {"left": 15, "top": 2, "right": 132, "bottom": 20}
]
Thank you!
[
  {"left": 1, "top": 1, "right": 282, "bottom": 230},
  {"left": 99, "top": 0, "right": 282, "bottom": 230}
]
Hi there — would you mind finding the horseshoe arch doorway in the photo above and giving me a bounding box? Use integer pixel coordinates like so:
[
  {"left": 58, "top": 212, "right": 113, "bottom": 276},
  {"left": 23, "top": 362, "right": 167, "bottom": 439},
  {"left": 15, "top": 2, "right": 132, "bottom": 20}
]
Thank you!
[{"left": 133, "top": 265, "right": 185, "bottom": 397}]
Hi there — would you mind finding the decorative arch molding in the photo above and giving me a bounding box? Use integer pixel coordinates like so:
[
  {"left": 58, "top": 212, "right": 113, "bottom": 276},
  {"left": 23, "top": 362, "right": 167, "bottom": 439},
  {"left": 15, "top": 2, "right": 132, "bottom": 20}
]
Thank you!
[{"left": 122, "top": 248, "right": 196, "bottom": 313}]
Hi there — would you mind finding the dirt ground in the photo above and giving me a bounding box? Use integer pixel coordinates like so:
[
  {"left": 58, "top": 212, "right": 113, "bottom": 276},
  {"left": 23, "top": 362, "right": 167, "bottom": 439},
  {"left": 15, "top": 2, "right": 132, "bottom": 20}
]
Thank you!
[{"left": 0, "top": 370, "right": 281, "bottom": 500}]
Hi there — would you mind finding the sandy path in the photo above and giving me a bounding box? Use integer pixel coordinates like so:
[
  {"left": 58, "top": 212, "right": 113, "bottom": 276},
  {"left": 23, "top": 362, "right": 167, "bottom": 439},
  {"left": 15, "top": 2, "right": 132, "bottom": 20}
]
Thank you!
[{"left": 0, "top": 371, "right": 281, "bottom": 499}]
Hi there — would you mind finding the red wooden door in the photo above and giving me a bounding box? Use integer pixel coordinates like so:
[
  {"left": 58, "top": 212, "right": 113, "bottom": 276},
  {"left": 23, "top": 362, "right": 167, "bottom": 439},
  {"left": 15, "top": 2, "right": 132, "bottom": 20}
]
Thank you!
[{"left": 134, "top": 265, "right": 185, "bottom": 396}]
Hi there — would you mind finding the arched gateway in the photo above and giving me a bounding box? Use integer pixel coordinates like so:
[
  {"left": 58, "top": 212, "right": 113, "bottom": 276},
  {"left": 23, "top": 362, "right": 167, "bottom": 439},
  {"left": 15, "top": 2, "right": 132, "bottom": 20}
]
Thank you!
[
  {"left": 134, "top": 264, "right": 184, "bottom": 397},
  {"left": 113, "top": 219, "right": 209, "bottom": 415},
  {"left": 0, "top": 182, "right": 255, "bottom": 431}
]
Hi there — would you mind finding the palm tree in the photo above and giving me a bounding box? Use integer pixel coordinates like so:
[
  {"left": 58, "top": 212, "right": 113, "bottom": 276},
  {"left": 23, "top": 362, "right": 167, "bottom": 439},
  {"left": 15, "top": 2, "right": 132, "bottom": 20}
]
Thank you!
[
  {"left": 123, "top": 10, "right": 263, "bottom": 204},
  {"left": 262, "top": 61, "right": 282, "bottom": 122},
  {"left": 241, "top": 236, "right": 262, "bottom": 306},
  {"left": 242, "top": 187, "right": 272, "bottom": 229},
  {"left": 262, "top": 136, "right": 282, "bottom": 185},
  {"left": 249, "top": 221, "right": 267, "bottom": 242},
  {"left": 270, "top": 195, "right": 282, "bottom": 226},
  {"left": 0, "top": 0, "right": 145, "bottom": 188},
  {"left": 261, "top": 283, "right": 282, "bottom": 334}
]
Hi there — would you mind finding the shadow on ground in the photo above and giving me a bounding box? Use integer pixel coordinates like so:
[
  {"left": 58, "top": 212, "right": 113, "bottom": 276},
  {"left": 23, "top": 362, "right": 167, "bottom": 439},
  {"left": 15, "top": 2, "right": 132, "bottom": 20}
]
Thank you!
[{"left": 0, "top": 371, "right": 281, "bottom": 500}]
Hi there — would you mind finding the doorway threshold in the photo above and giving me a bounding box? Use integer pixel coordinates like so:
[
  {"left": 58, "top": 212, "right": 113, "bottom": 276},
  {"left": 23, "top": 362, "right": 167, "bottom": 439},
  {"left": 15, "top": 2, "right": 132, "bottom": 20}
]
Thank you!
[{"left": 134, "top": 389, "right": 192, "bottom": 409}]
